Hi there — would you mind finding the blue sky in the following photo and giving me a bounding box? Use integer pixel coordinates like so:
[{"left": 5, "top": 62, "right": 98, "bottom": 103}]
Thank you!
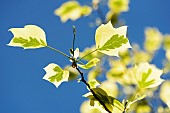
[{"left": 0, "top": 0, "right": 170, "bottom": 113}]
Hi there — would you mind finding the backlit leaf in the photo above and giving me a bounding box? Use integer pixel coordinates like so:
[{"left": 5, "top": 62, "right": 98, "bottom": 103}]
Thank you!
[
  {"left": 65, "top": 66, "right": 79, "bottom": 81},
  {"left": 8, "top": 25, "right": 47, "bottom": 49},
  {"left": 163, "top": 35, "right": 170, "bottom": 50},
  {"left": 80, "top": 100, "right": 102, "bottom": 113},
  {"left": 78, "top": 58, "right": 100, "bottom": 69},
  {"left": 99, "top": 80, "right": 118, "bottom": 98},
  {"left": 108, "top": 0, "right": 129, "bottom": 14},
  {"left": 43, "top": 63, "right": 69, "bottom": 88},
  {"left": 83, "top": 88, "right": 124, "bottom": 112},
  {"left": 95, "top": 21, "right": 131, "bottom": 56},
  {"left": 160, "top": 81, "right": 170, "bottom": 105},
  {"left": 87, "top": 67, "right": 102, "bottom": 81},
  {"left": 54, "top": 1, "right": 92, "bottom": 22},
  {"left": 144, "top": 27, "right": 163, "bottom": 53},
  {"left": 136, "top": 105, "right": 151, "bottom": 113},
  {"left": 133, "top": 62, "right": 164, "bottom": 89}
]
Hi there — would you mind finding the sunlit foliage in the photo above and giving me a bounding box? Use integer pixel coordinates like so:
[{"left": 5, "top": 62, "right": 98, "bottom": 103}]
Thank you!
[{"left": 7, "top": 0, "right": 170, "bottom": 113}]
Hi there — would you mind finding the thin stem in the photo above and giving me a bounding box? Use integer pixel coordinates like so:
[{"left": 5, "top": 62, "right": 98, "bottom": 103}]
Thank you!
[
  {"left": 77, "top": 49, "right": 98, "bottom": 62},
  {"left": 129, "top": 88, "right": 140, "bottom": 103},
  {"left": 123, "top": 88, "right": 140, "bottom": 113},
  {"left": 72, "top": 25, "right": 76, "bottom": 56},
  {"left": 46, "top": 45, "right": 71, "bottom": 59},
  {"left": 76, "top": 67, "right": 112, "bottom": 113}
]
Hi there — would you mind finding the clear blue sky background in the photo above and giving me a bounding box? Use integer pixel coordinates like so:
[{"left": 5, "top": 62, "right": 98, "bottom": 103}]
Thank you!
[{"left": 0, "top": 0, "right": 170, "bottom": 113}]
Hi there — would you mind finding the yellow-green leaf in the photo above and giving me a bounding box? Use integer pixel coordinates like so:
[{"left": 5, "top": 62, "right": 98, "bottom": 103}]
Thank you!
[
  {"left": 43, "top": 63, "right": 69, "bottom": 88},
  {"left": 80, "top": 100, "right": 102, "bottom": 113},
  {"left": 8, "top": 25, "right": 47, "bottom": 49},
  {"left": 163, "top": 35, "right": 170, "bottom": 61},
  {"left": 108, "top": 0, "right": 129, "bottom": 14},
  {"left": 83, "top": 88, "right": 124, "bottom": 113},
  {"left": 163, "top": 35, "right": 170, "bottom": 50},
  {"left": 160, "top": 81, "right": 170, "bottom": 105},
  {"left": 78, "top": 58, "right": 100, "bottom": 69},
  {"left": 133, "top": 62, "right": 164, "bottom": 89},
  {"left": 65, "top": 66, "right": 79, "bottom": 81},
  {"left": 99, "top": 80, "right": 118, "bottom": 98},
  {"left": 136, "top": 105, "right": 151, "bottom": 113},
  {"left": 54, "top": 1, "right": 92, "bottom": 22},
  {"left": 144, "top": 27, "right": 163, "bottom": 53},
  {"left": 95, "top": 21, "right": 131, "bottom": 56}
]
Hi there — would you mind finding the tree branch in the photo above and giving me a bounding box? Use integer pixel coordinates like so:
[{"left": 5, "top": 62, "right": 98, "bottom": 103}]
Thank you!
[{"left": 76, "top": 67, "right": 112, "bottom": 113}]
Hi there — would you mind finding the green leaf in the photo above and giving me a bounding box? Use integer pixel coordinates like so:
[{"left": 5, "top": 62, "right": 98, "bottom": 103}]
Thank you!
[
  {"left": 88, "top": 88, "right": 109, "bottom": 103},
  {"left": 64, "top": 66, "right": 79, "bottom": 81},
  {"left": 107, "top": 96, "right": 124, "bottom": 111},
  {"left": 8, "top": 25, "right": 47, "bottom": 49},
  {"left": 95, "top": 21, "right": 131, "bottom": 56},
  {"left": 43, "top": 63, "right": 69, "bottom": 88},
  {"left": 54, "top": 1, "right": 92, "bottom": 22},
  {"left": 98, "top": 34, "right": 128, "bottom": 51},
  {"left": 77, "top": 58, "right": 100, "bottom": 69},
  {"left": 83, "top": 88, "right": 124, "bottom": 112},
  {"left": 108, "top": 0, "right": 129, "bottom": 14}
]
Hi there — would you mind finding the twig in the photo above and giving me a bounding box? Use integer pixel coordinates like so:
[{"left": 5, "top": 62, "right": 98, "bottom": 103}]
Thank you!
[
  {"left": 72, "top": 25, "right": 76, "bottom": 56},
  {"left": 76, "top": 67, "right": 112, "bottom": 113}
]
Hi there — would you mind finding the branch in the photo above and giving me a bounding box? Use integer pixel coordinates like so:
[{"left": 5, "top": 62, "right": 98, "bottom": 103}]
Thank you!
[{"left": 76, "top": 67, "right": 112, "bottom": 113}]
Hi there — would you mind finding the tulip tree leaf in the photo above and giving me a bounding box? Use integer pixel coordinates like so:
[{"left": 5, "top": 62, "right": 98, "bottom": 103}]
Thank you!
[
  {"left": 77, "top": 58, "right": 100, "bottom": 69},
  {"left": 95, "top": 21, "right": 131, "bottom": 56},
  {"left": 8, "top": 25, "right": 47, "bottom": 49},
  {"left": 134, "top": 62, "right": 164, "bottom": 89},
  {"left": 43, "top": 63, "right": 69, "bottom": 88},
  {"left": 54, "top": 1, "right": 92, "bottom": 22},
  {"left": 83, "top": 88, "right": 124, "bottom": 112},
  {"left": 108, "top": 0, "right": 129, "bottom": 14}
]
